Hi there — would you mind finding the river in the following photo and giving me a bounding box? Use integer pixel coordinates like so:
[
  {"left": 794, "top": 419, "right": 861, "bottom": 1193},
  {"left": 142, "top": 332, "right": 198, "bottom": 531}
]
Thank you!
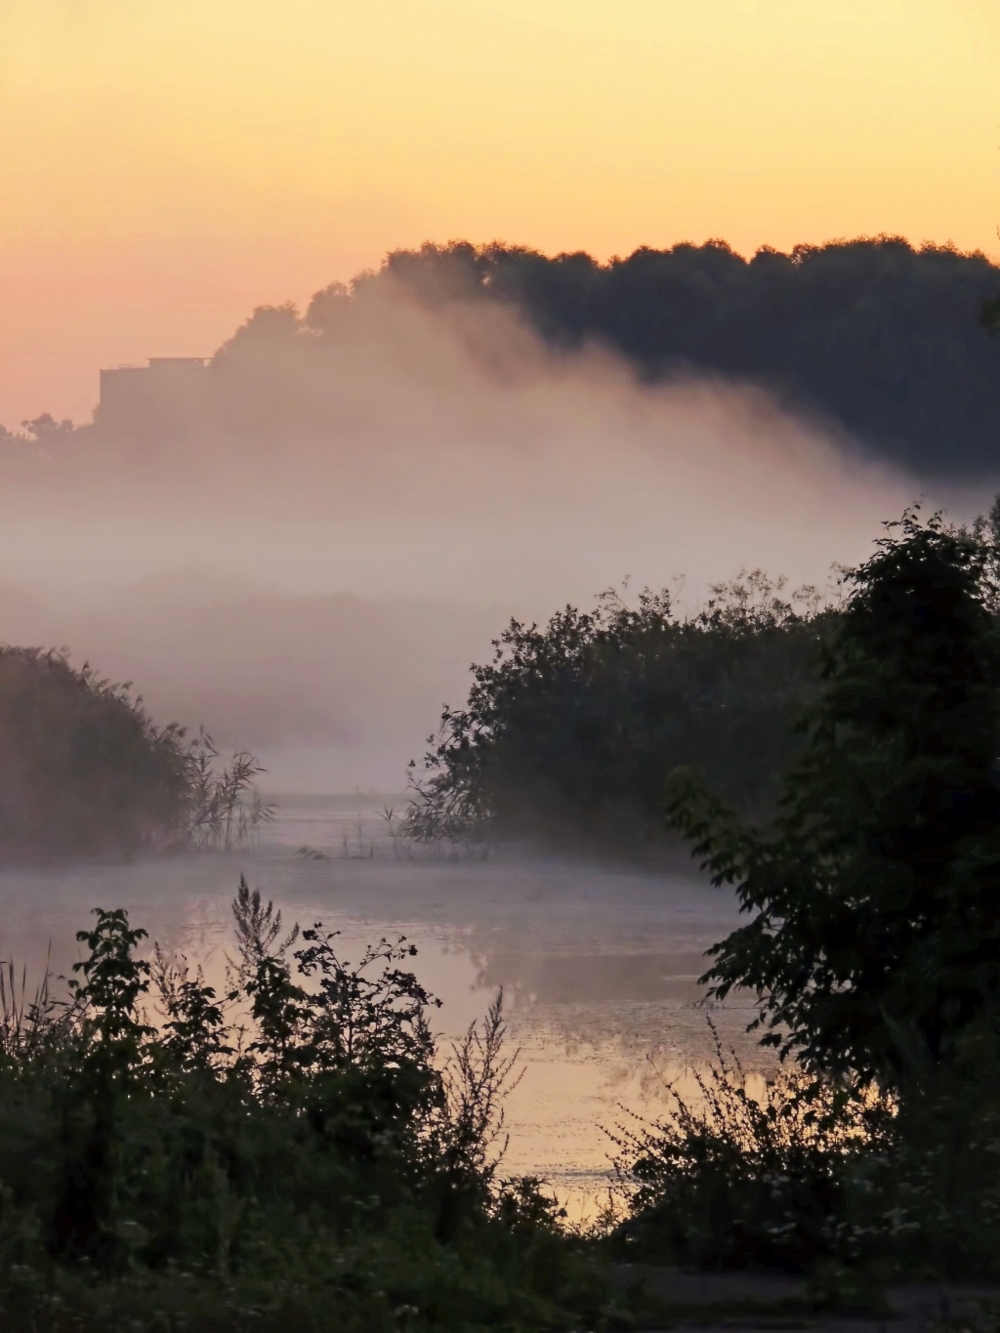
[{"left": 0, "top": 793, "right": 767, "bottom": 1218}]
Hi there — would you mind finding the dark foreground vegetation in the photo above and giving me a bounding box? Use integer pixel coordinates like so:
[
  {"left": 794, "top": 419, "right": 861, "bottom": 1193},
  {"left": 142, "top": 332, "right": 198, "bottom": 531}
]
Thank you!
[
  {"left": 0, "top": 646, "right": 271, "bottom": 860},
  {"left": 0, "top": 883, "right": 615, "bottom": 1331},
  {"left": 614, "top": 508, "right": 1000, "bottom": 1282},
  {"left": 7, "top": 509, "right": 1000, "bottom": 1328}
]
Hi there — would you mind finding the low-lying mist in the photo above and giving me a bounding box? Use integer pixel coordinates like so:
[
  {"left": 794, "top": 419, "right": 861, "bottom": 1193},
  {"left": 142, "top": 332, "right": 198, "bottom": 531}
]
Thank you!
[{"left": 0, "top": 278, "right": 963, "bottom": 789}]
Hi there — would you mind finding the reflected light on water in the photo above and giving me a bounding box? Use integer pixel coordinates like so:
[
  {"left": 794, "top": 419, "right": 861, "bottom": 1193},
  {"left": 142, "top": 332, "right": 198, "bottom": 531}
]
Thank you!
[{"left": 0, "top": 794, "right": 772, "bottom": 1215}]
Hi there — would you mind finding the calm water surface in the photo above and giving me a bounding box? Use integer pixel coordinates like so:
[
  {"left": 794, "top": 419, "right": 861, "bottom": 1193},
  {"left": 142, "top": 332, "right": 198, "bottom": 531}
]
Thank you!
[{"left": 0, "top": 795, "right": 766, "bottom": 1216}]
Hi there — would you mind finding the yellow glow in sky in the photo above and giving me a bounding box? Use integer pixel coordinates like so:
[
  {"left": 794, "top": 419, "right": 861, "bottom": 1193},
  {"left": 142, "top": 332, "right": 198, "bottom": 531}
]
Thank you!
[{"left": 1, "top": 0, "right": 998, "bottom": 420}]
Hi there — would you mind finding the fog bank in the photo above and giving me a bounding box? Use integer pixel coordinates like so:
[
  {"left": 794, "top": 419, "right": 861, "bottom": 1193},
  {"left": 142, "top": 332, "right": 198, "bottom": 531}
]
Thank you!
[{"left": 0, "top": 283, "right": 954, "bottom": 788}]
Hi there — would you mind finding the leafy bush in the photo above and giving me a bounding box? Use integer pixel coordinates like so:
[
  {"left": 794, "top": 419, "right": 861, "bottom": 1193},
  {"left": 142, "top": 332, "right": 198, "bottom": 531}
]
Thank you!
[
  {"left": 0, "top": 647, "right": 271, "bottom": 860},
  {"left": 0, "top": 880, "right": 617, "bottom": 1330},
  {"left": 611, "top": 1024, "right": 1000, "bottom": 1284},
  {"left": 615, "top": 508, "right": 1000, "bottom": 1283},
  {"left": 610, "top": 1023, "right": 893, "bottom": 1273},
  {"left": 668, "top": 510, "right": 1000, "bottom": 1090},
  {"left": 0, "top": 647, "right": 193, "bottom": 858},
  {"left": 406, "top": 575, "right": 833, "bottom": 847}
]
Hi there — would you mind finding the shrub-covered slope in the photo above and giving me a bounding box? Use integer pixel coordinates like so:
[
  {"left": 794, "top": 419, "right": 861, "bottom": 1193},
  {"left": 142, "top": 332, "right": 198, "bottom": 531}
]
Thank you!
[
  {"left": 0, "top": 647, "right": 193, "bottom": 858},
  {"left": 0, "top": 645, "right": 267, "bottom": 860}
]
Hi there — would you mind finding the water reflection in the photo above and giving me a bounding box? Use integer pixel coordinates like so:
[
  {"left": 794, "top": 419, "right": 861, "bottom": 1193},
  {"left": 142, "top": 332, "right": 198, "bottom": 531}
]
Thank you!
[
  {"left": 473, "top": 948, "right": 705, "bottom": 1005},
  {"left": 0, "top": 794, "right": 769, "bottom": 1215}
]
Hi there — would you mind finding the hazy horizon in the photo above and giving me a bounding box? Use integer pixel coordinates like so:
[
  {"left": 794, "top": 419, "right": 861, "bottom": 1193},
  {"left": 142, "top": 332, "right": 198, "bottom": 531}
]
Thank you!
[
  {"left": 0, "top": 277, "right": 983, "bottom": 790},
  {"left": 4, "top": 0, "right": 999, "bottom": 425}
]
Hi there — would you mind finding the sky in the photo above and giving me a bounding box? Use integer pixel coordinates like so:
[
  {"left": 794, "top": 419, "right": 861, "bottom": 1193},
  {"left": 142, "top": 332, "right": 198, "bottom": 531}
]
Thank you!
[{"left": 1, "top": 0, "right": 999, "bottom": 424}]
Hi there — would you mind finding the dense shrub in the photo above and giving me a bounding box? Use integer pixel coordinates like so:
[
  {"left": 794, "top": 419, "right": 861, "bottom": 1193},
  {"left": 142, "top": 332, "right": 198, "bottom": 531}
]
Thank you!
[
  {"left": 610, "top": 1028, "right": 893, "bottom": 1273},
  {"left": 612, "top": 1025, "right": 1000, "bottom": 1285},
  {"left": 0, "top": 880, "right": 617, "bottom": 1330},
  {"left": 0, "top": 647, "right": 193, "bottom": 858},
  {"left": 0, "top": 647, "right": 271, "bottom": 860},
  {"left": 406, "top": 575, "right": 833, "bottom": 847}
]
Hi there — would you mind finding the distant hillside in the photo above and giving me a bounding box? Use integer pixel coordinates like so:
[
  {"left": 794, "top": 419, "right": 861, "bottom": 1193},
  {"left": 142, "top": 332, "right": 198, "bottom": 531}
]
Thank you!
[
  {"left": 9, "top": 236, "right": 999, "bottom": 479},
  {"left": 364, "top": 237, "right": 1000, "bottom": 477}
]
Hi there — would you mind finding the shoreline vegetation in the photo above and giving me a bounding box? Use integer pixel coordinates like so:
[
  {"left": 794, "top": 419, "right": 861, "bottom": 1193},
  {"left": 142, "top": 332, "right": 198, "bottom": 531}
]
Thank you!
[
  {"left": 0, "top": 881, "right": 619, "bottom": 1330},
  {"left": 0, "top": 646, "right": 273, "bottom": 862},
  {"left": 4, "top": 509, "right": 1000, "bottom": 1328},
  {"left": 403, "top": 573, "right": 835, "bottom": 853}
]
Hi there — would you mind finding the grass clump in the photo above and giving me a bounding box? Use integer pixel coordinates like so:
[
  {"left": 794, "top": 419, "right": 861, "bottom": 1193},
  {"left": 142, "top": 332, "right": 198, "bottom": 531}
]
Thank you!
[
  {"left": 612, "top": 1029, "right": 1000, "bottom": 1291},
  {"left": 609, "top": 1024, "right": 894, "bottom": 1275}
]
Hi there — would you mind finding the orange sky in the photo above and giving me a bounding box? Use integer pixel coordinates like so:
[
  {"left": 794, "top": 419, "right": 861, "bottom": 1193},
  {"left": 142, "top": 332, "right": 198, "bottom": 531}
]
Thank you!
[{"left": 1, "top": 0, "right": 998, "bottom": 424}]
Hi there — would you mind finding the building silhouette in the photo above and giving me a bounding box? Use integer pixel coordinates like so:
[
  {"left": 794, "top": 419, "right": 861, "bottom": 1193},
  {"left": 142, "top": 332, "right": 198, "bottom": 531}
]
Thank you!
[{"left": 98, "top": 357, "right": 207, "bottom": 432}]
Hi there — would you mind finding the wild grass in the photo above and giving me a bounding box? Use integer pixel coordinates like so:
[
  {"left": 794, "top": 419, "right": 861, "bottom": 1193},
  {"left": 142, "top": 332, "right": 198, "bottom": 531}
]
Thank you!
[
  {"left": 186, "top": 730, "right": 275, "bottom": 852},
  {"left": 608, "top": 1020, "right": 895, "bottom": 1271},
  {"left": 607, "top": 1016, "right": 1000, "bottom": 1287},
  {"left": 0, "top": 879, "right": 620, "bottom": 1331}
]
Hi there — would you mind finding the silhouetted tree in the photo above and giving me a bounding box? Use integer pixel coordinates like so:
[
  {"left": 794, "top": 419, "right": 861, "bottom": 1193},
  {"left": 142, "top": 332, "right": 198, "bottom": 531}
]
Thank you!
[
  {"left": 370, "top": 237, "right": 1000, "bottom": 476},
  {"left": 668, "top": 511, "right": 1000, "bottom": 1091},
  {"left": 407, "top": 577, "right": 831, "bottom": 845}
]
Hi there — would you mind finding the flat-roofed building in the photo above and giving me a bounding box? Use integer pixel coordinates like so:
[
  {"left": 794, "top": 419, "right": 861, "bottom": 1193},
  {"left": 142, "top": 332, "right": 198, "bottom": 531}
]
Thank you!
[{"left": 98, "top": 357, "right": 208, "bottom": 431}]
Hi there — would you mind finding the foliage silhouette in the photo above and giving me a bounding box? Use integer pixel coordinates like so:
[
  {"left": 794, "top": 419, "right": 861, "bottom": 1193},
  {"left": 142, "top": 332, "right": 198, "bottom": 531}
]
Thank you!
[
  {"left": 354, "top": 237, "right": 1000, "bottom": 477},
  {"left": 0, "top": 884, "right": 612, "bottom": 1329},
  {"left": 607, "top": 507, "right": 1000, "bottom": 1282},
  {"left": 667, "top": 509, "right": 1000, "bottom": 1090},
  {"left": 0, "top": 647, "right": 193, "bottom": 858},
  {"left": 611, "top": 1016, "right": 1000, "bottom": 1282},
  {"left": 610, "top": 1020, "right": 894, "bottom": 1273},
  {"left": 0, "top": 649, "right": 271, "bottom": 860},
  {"left": 21, "top": 236, "right": 1000, "bottom": 478},
  {"left": 407, "top": 576, "right": 832, "bottom": 847}
]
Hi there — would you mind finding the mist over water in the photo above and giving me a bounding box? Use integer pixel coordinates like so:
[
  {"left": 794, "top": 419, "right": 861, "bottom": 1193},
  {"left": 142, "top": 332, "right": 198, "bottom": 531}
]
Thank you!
[
  {"left": 0, "top": 284, "right": 946, "bottom": 787},
  {"left": 0, "top": 278, "right": 984, "bottom": 1211},
  {"left": 0, "top": 797, "right": 758, "bottom": 1213}
]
